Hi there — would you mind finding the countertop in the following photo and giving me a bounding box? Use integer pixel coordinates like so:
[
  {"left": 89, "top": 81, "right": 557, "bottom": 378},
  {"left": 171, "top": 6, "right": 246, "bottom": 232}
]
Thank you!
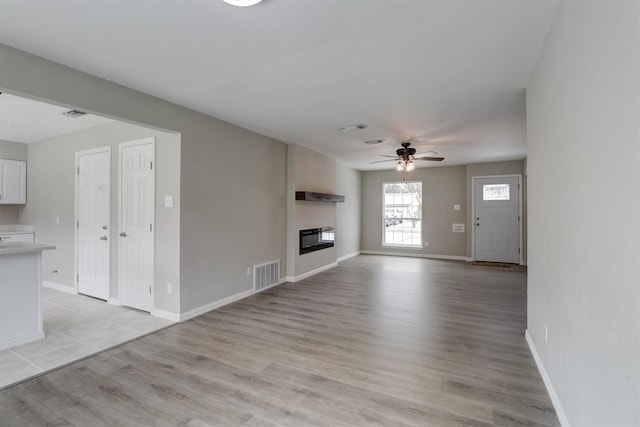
[{"left": 0, "top": 242, "right": 55, "bottom": 256}]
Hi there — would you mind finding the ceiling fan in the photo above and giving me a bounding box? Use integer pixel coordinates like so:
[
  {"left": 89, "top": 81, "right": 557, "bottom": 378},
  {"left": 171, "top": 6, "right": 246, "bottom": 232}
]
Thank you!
[{"left": 370, "top": 141, "right": 444, "bottom": 171}]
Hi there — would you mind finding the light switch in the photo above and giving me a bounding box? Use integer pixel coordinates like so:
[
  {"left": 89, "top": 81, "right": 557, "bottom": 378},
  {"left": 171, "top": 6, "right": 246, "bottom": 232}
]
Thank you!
[
  {"left": 454, "top": 204, "right": 461, "bottom": 211},
  {"left": 164, "top": 195, "right": 174, "bottom": 208}
]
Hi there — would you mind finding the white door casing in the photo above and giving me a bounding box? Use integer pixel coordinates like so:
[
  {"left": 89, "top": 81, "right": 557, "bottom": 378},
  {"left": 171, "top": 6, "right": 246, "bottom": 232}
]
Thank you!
[
  {"left": 473, "top": 175, "right": 521, "bottom": 264},
  {"left": 119, "top": 138, "right": 155, "bottom": 312},
  {"left": 75, "top": 148, "right": 110, "bottom": 300}
]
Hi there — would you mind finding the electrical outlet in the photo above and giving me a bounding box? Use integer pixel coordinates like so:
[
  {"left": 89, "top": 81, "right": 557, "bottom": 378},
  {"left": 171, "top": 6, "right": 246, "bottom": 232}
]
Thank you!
[
  {"left": 55, "top": 216, "right": 60, "bottom": 225},
  {"left": 247, "top": 267, "right": 252, "bottom": 277},
  {"left": 167, "top": 282, "right": 173, "bottom": 294},
  {"left": 544, "top": 324, "right": 548, "bottom": 343}
]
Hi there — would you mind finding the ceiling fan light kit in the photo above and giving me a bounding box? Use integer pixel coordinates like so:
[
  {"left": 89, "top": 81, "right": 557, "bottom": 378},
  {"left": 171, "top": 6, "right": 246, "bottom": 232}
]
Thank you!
[
  {"left": 396, "top": 160, "right": 416, "bottom": 172},
  {"left": 371, "top": 141, "right": 445, "bottom": 171}
]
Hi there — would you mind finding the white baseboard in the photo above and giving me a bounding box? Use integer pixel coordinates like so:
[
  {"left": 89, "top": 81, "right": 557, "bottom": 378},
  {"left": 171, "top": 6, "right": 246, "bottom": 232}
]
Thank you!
[
  {"left": 0, "top": 332, "right": 46, "bottom": 352},
  {"left": 151, "top": 308, "right": 180, "bottom": 322},
  {"left": 361, "top": 250, "right": 467, "bottom": 262},
  {"left": 108, "top": 298, "right": 122, "bottom": 306},
  {"left": 178, "top": 261, "right": 341, "bottom": 323},
  {"left": 337, "top": 251, "right": 361, "bottom": 263},
  {"left": 253, "top": 278, "right": 288, "bottom": 294},
  {"left": 286, "top": 261, "right": 339, "bottom": 283},
  {"left": 525, "top": 330, "right": 570, "bottom": 427},
  {"left": 42, "top": 281, "right": 77, "bottom": 294},
  {"left": 179, "top": 276, "right": 291, "bottom": 322},
  {"left": 180, "top": 289, "right": 254, "bottom": 322}
]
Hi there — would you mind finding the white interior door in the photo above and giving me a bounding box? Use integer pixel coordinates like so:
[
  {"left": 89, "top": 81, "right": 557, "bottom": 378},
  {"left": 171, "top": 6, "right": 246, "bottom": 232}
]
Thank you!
[
  {"left": 119, "top": 138, "right": 155, "bottom": 312},
  {"left": 76, "top": 148, "right": 110, "bottom": 300},
  {"left": 474, "top": 176, "right": 520, "bottom": 263}
]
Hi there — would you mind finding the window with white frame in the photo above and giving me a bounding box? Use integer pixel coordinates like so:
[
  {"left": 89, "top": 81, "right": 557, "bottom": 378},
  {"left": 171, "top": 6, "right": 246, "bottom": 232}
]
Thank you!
[{"left": 383, "top": 182, "right": 422, "bottom": 246}]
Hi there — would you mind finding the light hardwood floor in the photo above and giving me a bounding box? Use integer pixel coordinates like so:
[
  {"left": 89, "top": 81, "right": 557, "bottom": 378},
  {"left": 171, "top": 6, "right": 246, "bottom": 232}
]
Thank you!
[{"left": 0, "top": 255, "right": 559, "bottom": 426}]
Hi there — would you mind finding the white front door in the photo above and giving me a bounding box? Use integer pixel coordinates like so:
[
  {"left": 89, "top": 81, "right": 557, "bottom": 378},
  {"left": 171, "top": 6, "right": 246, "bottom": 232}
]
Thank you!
[
  {"left": 474, "top": 176, "right": 520, "bottom": 264},
  {"left": 76, "top": 148, "right": 110, "bottom": 300},
  {"left": 119, "top": 138, "right": 155, "bottom": 312}
]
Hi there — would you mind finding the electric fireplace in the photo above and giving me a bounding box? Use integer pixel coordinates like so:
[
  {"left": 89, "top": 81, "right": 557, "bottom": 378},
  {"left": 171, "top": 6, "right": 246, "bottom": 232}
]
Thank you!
[{"left": 299, "top": 227, "right": 335, "bottom": 255}]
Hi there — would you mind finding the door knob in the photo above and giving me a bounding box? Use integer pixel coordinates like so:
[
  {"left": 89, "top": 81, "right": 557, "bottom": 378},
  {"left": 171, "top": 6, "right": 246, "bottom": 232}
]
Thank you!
[
  {"left": 100, "top": 236, "right": 108, "bottom": 241},
  {"left": 119, "top": 232, "right": 127, "bottom": 237},
  {"left": 102, "top": 225, "right": 108, "bottom": 230}
]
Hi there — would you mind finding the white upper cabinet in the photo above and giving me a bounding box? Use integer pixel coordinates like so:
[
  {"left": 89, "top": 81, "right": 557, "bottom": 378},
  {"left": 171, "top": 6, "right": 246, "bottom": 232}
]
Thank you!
[{"left": 0, "top": 159, "right": 27, "bottom": 204}]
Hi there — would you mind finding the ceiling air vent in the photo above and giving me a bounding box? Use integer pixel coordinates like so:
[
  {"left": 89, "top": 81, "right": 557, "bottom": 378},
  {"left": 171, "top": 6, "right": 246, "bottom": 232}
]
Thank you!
[
  {"left": 61, "top": 109, "right": 87, "bottom": 118},
  {"left": 364, "top": 139, "right": 384, "bottom": 145},
  {"left": 338, "top": 123, "right": 368, "bottom": 132}
]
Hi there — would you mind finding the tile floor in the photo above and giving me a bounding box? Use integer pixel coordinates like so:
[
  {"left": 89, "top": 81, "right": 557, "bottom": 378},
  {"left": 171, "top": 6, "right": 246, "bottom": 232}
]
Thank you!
[{"left": 0, "top": 287, "right": 174, "bottom": 389}]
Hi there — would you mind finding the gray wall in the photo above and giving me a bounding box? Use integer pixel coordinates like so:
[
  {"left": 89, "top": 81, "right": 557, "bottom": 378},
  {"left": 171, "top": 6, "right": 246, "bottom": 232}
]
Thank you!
[
  {"left": 0, "top": 43, "right": 288, "bottom": 314},
  {"left": 336, "top": 163, "right": 361, "bottom": 259},
  {"left": 0, "top": 139, "right": 27, "bottom": 160},
  {"left": 180, "top": 119, "right": 286, "bottom": 311},
  {"left": 285, "top": 144, "right": 362, "bottom": 277},
  {"left": 286, "top": 144, "right": 337, "bottom": 277},
  {"left": 362, "top": 166, "right": 467, "bottom": 257},
  {"left": 0, "top": 139, "right": 27, "bottom": 224},
  {"left": 362, "top": 161, "right": 524, "bottom": 259},
  {"left": 527, "top": 0, "right": 639, "bottom": 425},
  {"left": 18, "top": 122, "right": 181, "bottom": 314}
]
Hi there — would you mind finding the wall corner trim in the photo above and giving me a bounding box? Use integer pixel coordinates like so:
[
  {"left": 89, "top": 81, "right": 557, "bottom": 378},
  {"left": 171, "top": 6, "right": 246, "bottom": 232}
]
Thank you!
[
  {"left": 338, "top": 251, "right": 361, "bottom": 263},
  {"left": 108, "top": 298, "right": 122, "bottom": 306},
  {"left": 42, "top": 281, "right": 77, "bottom": 294},
  {"left": 525, "top": 330, "right": 571, "bottom": 427}
]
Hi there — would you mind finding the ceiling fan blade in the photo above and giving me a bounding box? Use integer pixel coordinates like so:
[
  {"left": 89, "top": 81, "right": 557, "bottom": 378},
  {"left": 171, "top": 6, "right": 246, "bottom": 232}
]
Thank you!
[
  {"left": 415, "top": 156, "right": 445, "bottom": 162},
  {"left": 369, "top": 159, "right": 398, "bottom": 164},
  {"left": 379, "top": 154, "right": 400, "bottom": 158},
  {"left": 415, "top": 151, "right": 439, "bottom": 157}
]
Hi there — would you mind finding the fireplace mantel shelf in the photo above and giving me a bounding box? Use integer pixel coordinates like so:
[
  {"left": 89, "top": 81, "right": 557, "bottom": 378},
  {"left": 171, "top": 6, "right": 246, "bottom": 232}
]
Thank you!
[{"left": 295, "top": 191, "right": 345, "bottom": 203}]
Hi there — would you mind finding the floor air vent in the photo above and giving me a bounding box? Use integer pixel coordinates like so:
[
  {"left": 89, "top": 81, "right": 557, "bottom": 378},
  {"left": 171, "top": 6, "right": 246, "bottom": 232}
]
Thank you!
[{"left": 253, "top": 259, "right": 280, "bottom": 292}]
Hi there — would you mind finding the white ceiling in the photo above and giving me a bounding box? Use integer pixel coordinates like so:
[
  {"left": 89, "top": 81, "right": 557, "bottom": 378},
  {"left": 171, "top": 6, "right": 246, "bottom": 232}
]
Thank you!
[
  {"left": 0, "top": 93, "right": 113, "bottom": 143},
  {"left": 0, "top": 0, "right": 558, "bottom": 169}
]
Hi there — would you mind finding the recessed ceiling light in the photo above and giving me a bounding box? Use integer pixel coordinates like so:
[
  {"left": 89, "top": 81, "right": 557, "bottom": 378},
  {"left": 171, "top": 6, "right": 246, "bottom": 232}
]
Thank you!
[
  {"left": 222, "top": 0, "right": 262, "bottom": 6},
  {"left": 338, "top": 124, "right": 368, "bottom": 132}
]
